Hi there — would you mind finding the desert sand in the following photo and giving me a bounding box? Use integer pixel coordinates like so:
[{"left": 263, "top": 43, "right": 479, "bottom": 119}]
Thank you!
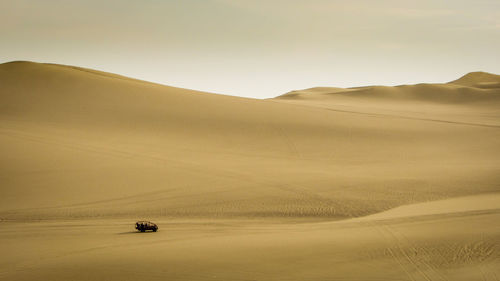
[{"left": 1, "top": 61, "right": 499, "bottom": 280}]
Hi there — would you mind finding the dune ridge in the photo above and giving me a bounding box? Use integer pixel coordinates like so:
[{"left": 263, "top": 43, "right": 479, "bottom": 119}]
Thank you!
[
  {"left": 274, "top": 72, "right": 500, "bottom": 131},
  {"left": 449, "top": 71, "right": 500, "bottom": 87},
  {"left": 277, "top": 71, "right": 500, "bottom": 104}
]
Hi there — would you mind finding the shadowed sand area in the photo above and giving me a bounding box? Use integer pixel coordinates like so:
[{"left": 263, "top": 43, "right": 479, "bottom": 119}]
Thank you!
[{"left": 1, "top": 61, "right": 499, "bottom": 280}]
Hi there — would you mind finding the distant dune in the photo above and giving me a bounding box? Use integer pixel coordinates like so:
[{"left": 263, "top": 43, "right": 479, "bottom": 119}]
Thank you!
[
  {"left": 278, "top": 71, "right": 500, "bottom": 104},
  {"left": 449, "top": 71, "right": 500, "bottom": 88},
  {"left": 1, "top": 61, "right": 499, "bottom": 281},
  {"left": 275, "top": 72, "right": 500, "bottom": 130}
]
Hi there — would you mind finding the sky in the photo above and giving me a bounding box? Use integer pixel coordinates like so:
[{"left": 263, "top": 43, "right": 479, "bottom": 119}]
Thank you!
[{"left": 1, "top": 0, "right": 499, "bottom": 98}]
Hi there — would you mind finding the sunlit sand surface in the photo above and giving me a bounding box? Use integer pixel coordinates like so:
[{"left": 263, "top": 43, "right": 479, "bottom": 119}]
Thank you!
[{"left": 1, "top": 61, "right": 499, "bottom": 280}]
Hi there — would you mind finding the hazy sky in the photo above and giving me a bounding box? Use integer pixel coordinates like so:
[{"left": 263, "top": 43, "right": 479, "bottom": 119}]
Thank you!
[{"left": 1, "top": 0, "right": 499, "bottom": 98}]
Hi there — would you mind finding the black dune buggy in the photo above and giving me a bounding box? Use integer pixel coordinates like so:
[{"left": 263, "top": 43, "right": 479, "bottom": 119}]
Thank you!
[{"left": 135, "top": 221, "right": 158, "bottom": 232}]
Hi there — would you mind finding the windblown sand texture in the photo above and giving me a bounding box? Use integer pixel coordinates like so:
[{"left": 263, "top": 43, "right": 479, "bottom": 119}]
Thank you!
[{"left": 1, "top": 61, "right": 499, "bottom": 280}]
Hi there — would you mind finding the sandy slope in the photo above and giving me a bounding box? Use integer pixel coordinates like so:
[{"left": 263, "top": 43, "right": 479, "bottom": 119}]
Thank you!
[
  {"left": 276, "top": 75, "right": 500, "bottom": 127},
  {"left": 1, "top": 197, "right": 498, "bottom": 281},
  {"left": 1, "top": 61, "right": 500, "bottom": 280},
  {"left": 1, "top": 61, "right": 499, "bottom": 220}
]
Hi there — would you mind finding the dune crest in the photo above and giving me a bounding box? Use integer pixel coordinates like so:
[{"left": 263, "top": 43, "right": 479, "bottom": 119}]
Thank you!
[
  {"left": 277, "top": 71, "right": 500, "bottom": 103},
  {"left": 274, "top": 72, "right": 500, "bottom": 129},
  {"left": 449, "top": 71, "right": 500, "bottom": 87}
]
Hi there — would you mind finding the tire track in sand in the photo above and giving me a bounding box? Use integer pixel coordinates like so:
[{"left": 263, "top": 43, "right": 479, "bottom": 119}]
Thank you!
[
  {"left": 370, "top": 221, "right": 418, "bottom": 281},
  {"left": 385, "top": 224, "right": 449, "bottom": 281}
]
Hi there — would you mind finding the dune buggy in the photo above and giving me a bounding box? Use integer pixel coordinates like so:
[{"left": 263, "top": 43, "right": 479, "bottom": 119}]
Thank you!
[{"left": 135, "top": 221, "right": 158, "bottom": 232}]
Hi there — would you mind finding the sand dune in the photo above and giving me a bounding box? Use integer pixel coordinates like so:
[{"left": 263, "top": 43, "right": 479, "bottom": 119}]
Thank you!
[
  {"left": 278, "top": 71, "right": 500, "bottom": 102},
  {"left": 449, "top": 71, "right": 500, "bottom": 87},
  {"left": 1, "top": 61, "right": 499, "bottom": 280},
  {"left": 353, "top": 192, "right": 500, "bottom": 221},
  {"left": 275, "top": 72, "right": 500, "bottom": 129},
  {"left": 1, "top": 61, "right": 500, "bottom": 219}
]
